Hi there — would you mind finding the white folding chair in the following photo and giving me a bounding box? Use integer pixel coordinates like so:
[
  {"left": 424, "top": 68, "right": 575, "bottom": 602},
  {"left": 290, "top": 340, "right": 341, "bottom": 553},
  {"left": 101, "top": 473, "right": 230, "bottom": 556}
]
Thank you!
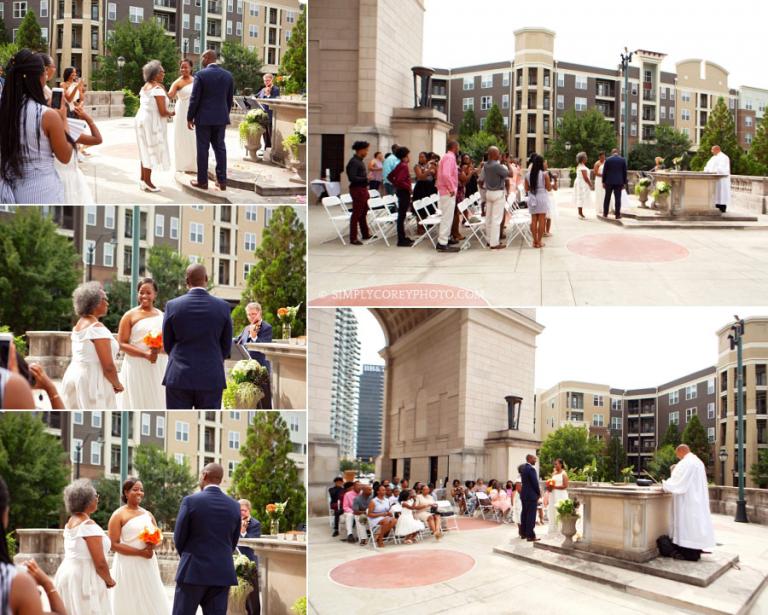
[
  {"left": 475, "top": 492, "right": 498, "bottom": 521},
  {"left": 505, "top": 197, "right": 533, "bottom": 248},
  {"left": 340, "top": 193, "right": 353, "bottom": 212},
  {"left": 436, "top": 500, "right": 460, "bottom": 533},
  {"left": 368, "top": 520, "right": 398, "bottom": 550},
  {"left": 412, "top": 198, "right": 441, "bottom": 248},
  {"left": 368, "top": 189, "right": 381, "bottom": 199},
  {"left": 322, "top": 196, "right": 352, "bottom": 245},
  {"left": 457, "top": 198, "right": 486, "bottom": 250},
  {"left": 367, "top": 197, "right": 398, "bottom": 246}
]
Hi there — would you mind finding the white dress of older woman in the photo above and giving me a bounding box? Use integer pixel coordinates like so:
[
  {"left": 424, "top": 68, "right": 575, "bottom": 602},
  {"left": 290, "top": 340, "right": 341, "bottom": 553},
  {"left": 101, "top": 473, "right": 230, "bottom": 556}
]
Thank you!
[
  {"left": 55, "top": 520, "right": 112, "bottom": 615},
  {"left": 117, "top": 312, "right": 167, "bottom": 410},
  {"left": 61, "top": 323, "right": 119, "bottom": 410},
  {"left": 135, "top": 86, "right": 171, "bottom": 172}
]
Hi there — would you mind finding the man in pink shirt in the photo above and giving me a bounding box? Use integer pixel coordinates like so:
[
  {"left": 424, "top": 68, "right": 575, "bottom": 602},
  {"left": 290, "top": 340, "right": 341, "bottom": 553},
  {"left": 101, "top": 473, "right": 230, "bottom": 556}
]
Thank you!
[
  {"left": 341, "top": 481, "right": 361, "bottom": 543},
  {"left": 436, "top": 140, "right": 461, "bottom": 252}
]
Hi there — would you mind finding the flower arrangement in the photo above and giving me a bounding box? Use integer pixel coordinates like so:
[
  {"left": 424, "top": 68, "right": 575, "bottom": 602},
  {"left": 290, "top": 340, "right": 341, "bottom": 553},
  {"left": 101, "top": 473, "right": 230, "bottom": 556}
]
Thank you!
[
  {"left": 277, "top": 304, "right": 301, "bottom": 340},
  {"left": 621, "top": 465, "right": 635, "bottom": 483},
  {"left": 231, "top": 553, "right": 259, "bottom": 604},
  {"left": 556, "top": 497, "right": 580, "bottom": 521},
  {"left": 634, "top": 177, "right": 652, "bottom": 195},
  {"left": 266, "top": 500, "right": 289, "bottom": 535},
  {"left": 239, "top": 108, "right": 269, "bottom": 145},
  {"left": 283, "top": 118, "right": 308, "bottom": 160},
  {"left": 223, "top": 359, "right": 269, "bottom": 409},
  {"left": 545, "top": 479, "right": 556, "bottom": 492},
  {"left": 138, "top": 525, "right": 162, "bottom": 546},
  {"left": 142, "top": 330, "right": 163, "bottom": 350},
  {"left": 652, "top": 181, "right": 671, "bottom": 199},
  {"left": 672, "top": 155, "right": 684, "bottom": 170}
]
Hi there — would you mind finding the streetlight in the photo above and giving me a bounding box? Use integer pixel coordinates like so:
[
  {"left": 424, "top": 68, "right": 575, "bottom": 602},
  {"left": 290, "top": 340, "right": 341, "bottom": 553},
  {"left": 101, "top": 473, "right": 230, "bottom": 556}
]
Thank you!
[
  {"left": 117, "top": 55, "right": 125, "bottom": 89},
  {"left": 619, "top": 47, "right": 634, "bottom": 158},
  {"left": 728, "top": 316, "right": 748, "bottom": 523}
]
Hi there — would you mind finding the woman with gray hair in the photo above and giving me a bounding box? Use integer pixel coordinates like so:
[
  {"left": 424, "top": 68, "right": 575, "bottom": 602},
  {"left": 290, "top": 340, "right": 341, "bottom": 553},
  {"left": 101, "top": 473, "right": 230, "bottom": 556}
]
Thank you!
[
  {"left": 134, "top": 60, "right": 174, "bottom": 192},
  {"left": 54, "top": 479, "right": 115, "bottom": 615},
  {"left": 61, "top": 282, "right": 123, "bottom": 409},
  {"left": 573, "top": 151, "right": 593, "bottom": 220}
]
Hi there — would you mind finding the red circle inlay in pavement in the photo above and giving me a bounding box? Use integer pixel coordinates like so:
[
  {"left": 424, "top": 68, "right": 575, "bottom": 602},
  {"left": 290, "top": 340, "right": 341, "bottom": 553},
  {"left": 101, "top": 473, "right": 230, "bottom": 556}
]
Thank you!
[
  {"left": 309, "top": 283, "right": 489, "bottom": 307},
  {"left": 567, "top": 233, "right": 689, "bottom": 262},
  {"left": 330, "top": 549, "right": 475, "bottom": 589}
]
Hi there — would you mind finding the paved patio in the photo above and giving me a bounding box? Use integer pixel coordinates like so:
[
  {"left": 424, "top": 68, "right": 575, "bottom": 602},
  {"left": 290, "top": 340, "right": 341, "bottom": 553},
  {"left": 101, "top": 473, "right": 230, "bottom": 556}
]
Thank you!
[
  {"left": 308, "top": 189, "right": 768, "bottom": 306},
  {"left": 308, "top": 513, "right": 768, "bottom": 614}
]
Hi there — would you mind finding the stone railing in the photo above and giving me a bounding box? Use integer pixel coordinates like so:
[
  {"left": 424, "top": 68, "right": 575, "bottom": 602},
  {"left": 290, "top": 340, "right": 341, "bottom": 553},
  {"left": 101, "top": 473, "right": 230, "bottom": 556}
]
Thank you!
[
  {"left": 79, "top": 90, "right": 125, "bottom": 119},
  {"left": 14, "top": 530, "right": 306, "bottom": 615},
  {"left": 708, "top": 485, "right": 768, "bottom": 525}
]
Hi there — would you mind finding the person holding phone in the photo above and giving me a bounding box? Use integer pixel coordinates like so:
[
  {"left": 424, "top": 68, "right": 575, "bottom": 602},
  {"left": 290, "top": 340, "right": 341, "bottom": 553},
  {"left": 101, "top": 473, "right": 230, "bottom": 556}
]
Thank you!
[
  {"left": 0, "top": 335, "right": 35, "bottom": 409},
  {"left": 60, "top": 67, "right": 83, "bottom": 115},
  {"left": 0, "top": 49, "right": 73, "bottom": 203}
]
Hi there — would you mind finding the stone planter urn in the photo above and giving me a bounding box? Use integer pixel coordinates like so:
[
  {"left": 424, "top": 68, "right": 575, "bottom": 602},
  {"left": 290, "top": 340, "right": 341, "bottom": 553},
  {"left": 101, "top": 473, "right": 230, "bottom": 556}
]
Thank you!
[
  {"left": 244, "top": 126, "right": 265, "bottom": 162},
  {"left": 560, "top": 515, "right": 579, "bottom": 548},
  {"left": 654, "top": 192, "right": 670, "bottom": 212},
  {"left": 637, "top": 186, "right": 651, "bottom": 208},
  {"left": 227, "top": 594, "right": 247, "bottom": 615}
]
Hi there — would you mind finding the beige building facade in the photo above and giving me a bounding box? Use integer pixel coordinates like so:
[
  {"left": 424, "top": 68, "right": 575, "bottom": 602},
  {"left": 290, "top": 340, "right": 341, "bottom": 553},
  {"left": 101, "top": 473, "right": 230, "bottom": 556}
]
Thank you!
[
  {"left": 242, "top": 0, "right": 302, "bottom": 73},
  {"left": 674, "top": 59, "right": 735, "bottom": 148},
  {"left": 538, "top": 381, "right": 619, "bottom": 442}
]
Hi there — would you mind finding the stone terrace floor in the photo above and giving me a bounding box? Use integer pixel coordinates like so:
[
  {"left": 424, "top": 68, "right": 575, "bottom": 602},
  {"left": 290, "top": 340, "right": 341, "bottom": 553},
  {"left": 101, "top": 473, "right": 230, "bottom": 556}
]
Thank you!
[
  {"left": 307, "top": 513, "right": 768, "bottom": 615},
  {"left": 308, "top": 189, "right": 768, "bottom": 307}
]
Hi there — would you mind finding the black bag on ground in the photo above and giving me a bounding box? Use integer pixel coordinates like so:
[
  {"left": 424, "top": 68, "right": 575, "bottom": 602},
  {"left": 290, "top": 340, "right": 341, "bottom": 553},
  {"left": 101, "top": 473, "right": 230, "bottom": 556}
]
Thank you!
[
  {"left": 657, "top": 534, "right": 676, "bottom": 557},
  {"left": 673, "top": 545, "right": 702, "bottom": 561}
]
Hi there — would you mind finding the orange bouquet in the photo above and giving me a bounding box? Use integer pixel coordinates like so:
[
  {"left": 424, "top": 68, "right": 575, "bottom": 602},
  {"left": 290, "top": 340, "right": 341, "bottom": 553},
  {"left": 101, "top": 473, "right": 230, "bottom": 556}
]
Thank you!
[
  {"left": 266, "top": 503, "right": 277, "bottom": 514},
  {"left": 138, "top": 526, "right": 162, "bottom": 546},
  {"left": 143, "top": 330, "right": 163, "bottom": 350},
  {"left": 277, "top": 307, "right": 289, "bottom": 319},
  {"left": 546, "top": 479, "right": 556, "bottom": 492}
]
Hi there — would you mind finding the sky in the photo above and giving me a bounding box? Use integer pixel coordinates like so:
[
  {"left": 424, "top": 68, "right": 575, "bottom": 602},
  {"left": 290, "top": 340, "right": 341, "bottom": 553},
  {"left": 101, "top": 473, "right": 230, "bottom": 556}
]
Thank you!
[
  {"left": 422, "top": 0, "right": 768, "bottom": 90},
  {"left": 349, "top": 307, "right": 768, "bottom": 390}
]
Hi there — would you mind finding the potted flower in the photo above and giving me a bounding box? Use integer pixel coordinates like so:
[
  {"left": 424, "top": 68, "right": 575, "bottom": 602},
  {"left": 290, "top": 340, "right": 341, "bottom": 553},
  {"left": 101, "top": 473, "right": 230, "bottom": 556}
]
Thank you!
[
  {"left": 283, "top": 117, "right": 307, "bottom": 170},
  {"left": 652, "top": 180, "right": 671, "bottom": 210},
  {"left": 266, "top": 500, "right": 288, "bottom": 535},
  {"left": 556, "top": 498, "right": 581, "bottom": 548},
  {"left": 239, "top": 108, "right": 269, "bottom": 160},
  {"left": 223, "top": 359, "right": 269, "bottom": 409},
  {"left": 634, "top": 176, "right": 652, "bottom": 207},
  {"left": 277, "top": 304, "right": 301, "bottom": 340},
  {"left": 229, "top": 553, "right": 258, "bottom": 615},
  {"left": 621, "top": 465, "right": 635, "bottom": 484}
]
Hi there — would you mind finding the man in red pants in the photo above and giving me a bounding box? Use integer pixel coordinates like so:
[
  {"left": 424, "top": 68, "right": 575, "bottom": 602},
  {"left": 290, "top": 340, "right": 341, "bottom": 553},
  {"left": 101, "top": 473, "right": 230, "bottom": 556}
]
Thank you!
[{"left": 346, "top": 141, "right": 374, "bottom": 245}]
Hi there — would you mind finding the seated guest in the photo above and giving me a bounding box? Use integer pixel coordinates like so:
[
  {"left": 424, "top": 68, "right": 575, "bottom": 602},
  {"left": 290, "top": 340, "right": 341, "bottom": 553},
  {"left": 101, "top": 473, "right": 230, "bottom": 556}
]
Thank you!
[
  {"left": 451, "top": 479, "right": 467, "bottom": 515},
  {"left": 489, "top": 479, "right": 512, "bottom": 520},
  {"left": 340, "top": 481, "right": 360, "bottom": 544},
  {"left": 328, "top": 477, "right": 344, "bottom": 537},
  {"left": 353, "top": 484, "right": 373, "bottom": 546},
  {"left": 385, "top": 485, "right": 398, "bottom": 507},
  {"left": 395, "top": 489, "right": 425, "bottom": 544},
  {"left": 367, "top": 485, "right": 397, "bottom": 548},
  {"left": 234, "top": 301, "right": 273, "bottom": 408},
  {"left": 413, "top": 485, "right": 442, "bottom": 539}
]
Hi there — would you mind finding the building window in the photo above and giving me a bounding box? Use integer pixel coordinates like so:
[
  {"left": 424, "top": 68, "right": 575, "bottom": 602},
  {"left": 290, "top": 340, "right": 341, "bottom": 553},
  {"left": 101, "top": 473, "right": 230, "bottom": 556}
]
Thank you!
[
  {"left": 103, "top": 205, "right": 115, "bottom": 229},
  {"left": 592, "top": 414, "right": 604, "bottom": 427},
  {"left": 631, "top": 84, "right": 638, "bottom": 96},
  {"left": 462, "top": 97, "right": 474, "bottom": 111},
  {"left": 575, "top": 97, "right": 587, "bottom": 111},
  {"left": 156, "top": 416, "right": 165, "bottom": 438},
  {"left": 502, "top": 94, "right": 510, "bottom": 109},
  {"left": 71, "top": 439, "right": 83, "bottom": 464},
  {"left": 290, "top": 415, "right": 300, "bottom": 432},
  {"left": 681, "top": 109, "right": 691, "bottom": 121},
  {"left": 175, "top": 421, "right": 189, "bottom": 442},
  {"left": 73, "top": 411, "right": 83, "bottom": 425},
  {"left": 226, "top": 19, "right": 232, "bottom": 35},
  {"left": 243, "top": 262, "right": 253, "bottom": 281},
  {"left": 480, "top": 96, "right": 492, "bottom": 111},
  {"left": 660, "top": 88, "right": 666, "bottom": 100},
  {"left": 503, "top": 72, "right": 510, "bottom": 87},
  {"left": 175, "top": 453, "right": 185, "bottom": 465},
  {"left": 86, "top": 205, "right": 97, "bottom": 226},
  {"left": 669, "top": 411, "right": 679, "bottom": 425},
  {"left": 556, "top": 95, "right": 564, "bottom": 110},
  {"left": 183, "top": 14, "right": 190, "bottom": 29},
  {"left": 13, "top": 2, "right": 27, "bottom": 19},
  {"left": 575, "top": 75, "right": 587, "bottom": 90},
  {"left": 685, "top": 407, "right": 697, "bottom": 422},
  {"left": 707, "top": 402, "right": 716, "bottom": 419},
  {"left": 660, "top": 106, "right": 666, "bottom": 120},
  {"left": 237, "top": 22, "right": 242, "bottom": 37},
  {"left": 746, "top": 134, "right": 753, "bottom": 145},
  {"left": 611, "top": 398, "right": 622, "bottom": 411},
  {"left": 681, "top": 91, "right": 691, "bottom": 102},
  {"left": 611, "top": 416, "right": 622, "bottom": 431},
  {"left": 479, "top": 118, "right": 486, "bottom": 130},
  {"left": 155, "top": 214, "right": 165, "bottom": 237},
  {"left": 463, "top": 77, "right": 474, "bottom": 91},
  {"left": 593, "top": 395, "right": 604, "bottom": 407},
  {"left": 481, "top": 75, "right": 493, "bottom": 89},
  {"left": 91, "top": 411, "right": 102, "bottom": 428},
  {"left": 103, "top": 242, "right": 114, "bottom": 268},
  {"left": 243, "top": 232, "right": 257, "bottom": 252},
  {"left": 707, "top": 427, "right": 715, "bottom": 443},
  {"left": 230, "top": 411, "right": 241, "bottom": 420},
  {"left": 84, "top": 240, "right": 96, "bottom": 265},
  {"left": 631, "top": 123, "right": 637, "bottom": 136},
  {"left": 195, "top": 15, "right": 201, "bottom": 31},
  {"left": 139, "top": 413, "right": 150, "bottom": 436},
  {"left": 107, "top": 2, "right": 116, "bottom": 19},
  {"left": 249, "top": 24, "right": 258, "bottom": 38},
  {"left": 129, "top": 6, "right": 143, "bottom": 23},
  {"left": 745, "top": 116, "right": 753, "bottom": 127},
  {"left": 557, "top": 72, "right": 565, "bottom": 88},
  {"left": 707, "top": 378, "right": 715, "bottom": 394},
  {"left": 228, "top": 431, "right": 240, "bottom": 449},
  {"left": 685, "top": 385, "right": 697, "bottom": 400},
  {"left": 669, "top": 390, "right": 679, "bottom": 404},
  {"left": 631, "top": 102, "right": 637, "bottom": 117},
  {"left": 40, "top": 0, "right": 48, "bottom": 17},
  {"left": 190, "top": 222, "right": 204, "bottom": 244},
  {"left": 170, "top": 217, "right": 179, "bottom": 239},
  {"left": 228, "top": 460, "right": 238, "bottom": 476},
  {"left": 90, "top": 441, "right": 101, "bottom": 466}
]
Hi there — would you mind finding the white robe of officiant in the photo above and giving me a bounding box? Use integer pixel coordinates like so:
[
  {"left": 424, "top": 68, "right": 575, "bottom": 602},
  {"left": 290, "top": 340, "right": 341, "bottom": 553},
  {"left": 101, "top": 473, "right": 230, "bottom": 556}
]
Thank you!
[
  {"left": 661, "top": 446, "right": 715, "bottom": 550},
  {"left": 703, "top": 147, "right": 731, "bottom": 208}
]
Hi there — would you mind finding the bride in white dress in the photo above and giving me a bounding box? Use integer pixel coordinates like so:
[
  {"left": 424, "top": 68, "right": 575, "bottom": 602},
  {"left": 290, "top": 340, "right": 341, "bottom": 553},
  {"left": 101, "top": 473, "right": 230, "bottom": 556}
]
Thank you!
[
  {"left": 108, "top": 479, "right": 169, "bottom": 615},
  {"left": 547, "top": 458, "right": 570, "bottom": 534},
  {"left": 117, "top": 278, "right": 167, "bottom": 410},
  {"left": 61, "top": 282, "right": 124, "bottom": 409},
  {"left": 169, "top": 59, "right": 197, "bottom": 173}
]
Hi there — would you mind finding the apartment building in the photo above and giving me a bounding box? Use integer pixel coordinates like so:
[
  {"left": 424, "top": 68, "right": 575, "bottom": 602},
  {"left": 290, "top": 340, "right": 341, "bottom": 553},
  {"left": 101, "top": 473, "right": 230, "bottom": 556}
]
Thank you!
[
  {"left": 539, "top": 381, "right": 622, "bottom": 443},
  {"left": 242, "top": 0, "right": 301, "bottom": 74},
  {"left": 330, "top": 308, "right": 360, "bottom": 459},
  {"left": 737, "top": 85, "right": 768, "bottom": 150},
  {"left": 356, "top": 363, "right": 384, "bottom": 461},
  {"left": 0, "top": 0, "right": 51, "bottom": 45}
]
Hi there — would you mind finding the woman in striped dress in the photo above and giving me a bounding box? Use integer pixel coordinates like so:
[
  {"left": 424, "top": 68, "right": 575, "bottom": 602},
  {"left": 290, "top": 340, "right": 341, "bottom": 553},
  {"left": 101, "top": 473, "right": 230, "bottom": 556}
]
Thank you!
[{"left": 0, "top": 49, "right": 73, "bottom": 204}]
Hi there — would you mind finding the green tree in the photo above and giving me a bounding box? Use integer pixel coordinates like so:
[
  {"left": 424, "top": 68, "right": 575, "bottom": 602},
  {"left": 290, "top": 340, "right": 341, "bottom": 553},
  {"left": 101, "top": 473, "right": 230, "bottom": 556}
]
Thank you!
[
  {"left": 0, "top": 208, "right": 80, "bottom": 336},
  {"left": 0, "top": 17, "right": 10, "bottom": 44},
  {"left": 221, "top": 39, "right": 264, "bottom": 95},
  {"left": 599, "top": 433, "right": 627, "bottom": 482},
  {"left": 277, "top": 4, "right": 305, "bottom": 94},
  {"left": 458, "top": 110, "right": 478, "bottom": 139},
  {"left": 690, "top": 97, "right": 747, "bottom": 175},
  {"left": 750, "top": 449, "right": 768, "bottom": 488},
  {"left": 90, "top": 477, "right": 121, "bottom": 529},
  {"left": 459, "top": 131, "right": 505, "bottom": 162},
  {"left": 539, "top": 423, "right": 604, "bottom": 478},
  {"left": 484, "top": 103, "right": 507, "bottom": 145},
  {"left": 229, "top": 412, "right": 306, "bottom": 532},
  {"left": 146, "top": 244, "right": 196, "bottom": 310},
  {"left": 133, "top": 445, "right": 197, "bottom": 530},
  {"left": 628, "top": 125, "right": 691, "bottom": 171},
  {"left": 681, "top": 414, "right": 711, "bottom": 466},
  {"left": 15, "top": 10, "right": 45, "bottom": 51},
  {"left": 746, "top": 112, "right": 768, "bottom": 176},
  {"left": 0, "top": 43, "right": 19, "bottom": 68},
  {"left": 545, "top": 108, "right": 618, "bottom": 168},
  {"left": 661, "top": 422, "right": 681, "bottom": 448},
  {"left": 232, "top": 207, "right": 306, "bottom": 337},
  {"left": 647, "top": 444, "right": 678, "bottom": 481},
  {"left": 100, "top": 279, "right": 132, "bottom": 332},
  {"left": 92, "top": 20, "right": 179, "bottom": 92},
  {"left": 0, "top": 413, "right": 68, "bottom": 532}
]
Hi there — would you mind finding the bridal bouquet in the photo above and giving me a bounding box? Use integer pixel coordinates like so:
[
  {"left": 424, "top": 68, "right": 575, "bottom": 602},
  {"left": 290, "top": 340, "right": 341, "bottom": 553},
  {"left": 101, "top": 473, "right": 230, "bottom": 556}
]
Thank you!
[
  {"left": 138, "top": 525, "right": 162, "bottom": 546},
  {"left": 545, "top": 479, "right": 556, "bottom": 492},
  {"left": 142, "top": 330, "right": 163, "bottom": 350}
]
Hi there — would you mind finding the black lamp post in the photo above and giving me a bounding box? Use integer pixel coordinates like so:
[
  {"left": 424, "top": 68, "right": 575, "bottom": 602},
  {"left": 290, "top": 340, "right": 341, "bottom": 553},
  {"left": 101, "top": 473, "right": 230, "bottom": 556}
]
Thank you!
[
  {"left": 619, "top": 47, "right": 633, "bottom": 157},
  {"left": 719, "top": 447, "right": 728, "bottom": 487},
  {"left": 728, "top": 316, "right": 749, "bottom": 522},
  {"left": 117, "top": 55, "right": 125, "bottom": 89}
]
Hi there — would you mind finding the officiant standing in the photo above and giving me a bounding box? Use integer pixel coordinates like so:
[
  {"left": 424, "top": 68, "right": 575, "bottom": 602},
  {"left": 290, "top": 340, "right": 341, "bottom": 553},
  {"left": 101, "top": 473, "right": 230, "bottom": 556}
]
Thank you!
[
  {"left": 661, "top": 444, "right": 715, "bottom": 560},
  {"left": 703, "top": 145, "right": 731, "bottom": 213}
]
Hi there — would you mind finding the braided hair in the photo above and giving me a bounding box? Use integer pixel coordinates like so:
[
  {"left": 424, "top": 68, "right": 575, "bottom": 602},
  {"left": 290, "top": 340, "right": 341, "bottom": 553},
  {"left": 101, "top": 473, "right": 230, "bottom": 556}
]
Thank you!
[
  {"left": 0, "top": 476, "right": 11, "bottom": 565},
  {"left": 529, "top": 154, "right": 544, "bottom": 193},
  {"left": 0, "top": 49, "right": 48, "bottom": 182}
]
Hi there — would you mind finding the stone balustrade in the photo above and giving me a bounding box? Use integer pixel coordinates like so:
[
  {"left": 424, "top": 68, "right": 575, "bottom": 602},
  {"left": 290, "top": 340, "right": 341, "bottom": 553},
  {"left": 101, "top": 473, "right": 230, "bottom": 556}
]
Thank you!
[
  {"left": 708, "top": 485, "right": 768, "bottom": 524},
  {"left": 77, "top": 90, "right": 125, "bottom": 119}
]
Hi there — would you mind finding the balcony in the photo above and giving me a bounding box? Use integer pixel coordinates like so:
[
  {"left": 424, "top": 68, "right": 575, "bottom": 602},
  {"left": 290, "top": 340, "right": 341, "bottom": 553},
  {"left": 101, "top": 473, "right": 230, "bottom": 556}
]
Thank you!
[
  {"left": 207, "top": 21, "right": 222, "bottom": 38},
  {"left": 154, "top": 0, "right": 177, "bottom": 8},
  {"left": 643, "top": 90, "right": 656, "bottom": 101},
  {"left": 208, "top": 1, "right": 222, "bottom": 14},
  {"left": 595, "top": 82, "right": 615, "bottom": 98}
]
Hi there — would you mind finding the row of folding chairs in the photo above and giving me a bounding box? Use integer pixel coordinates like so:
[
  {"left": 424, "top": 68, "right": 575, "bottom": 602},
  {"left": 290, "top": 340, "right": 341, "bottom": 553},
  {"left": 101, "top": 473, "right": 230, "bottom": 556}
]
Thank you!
[{"left": 365, "top": 499, "right": 460, "bottom": 551}]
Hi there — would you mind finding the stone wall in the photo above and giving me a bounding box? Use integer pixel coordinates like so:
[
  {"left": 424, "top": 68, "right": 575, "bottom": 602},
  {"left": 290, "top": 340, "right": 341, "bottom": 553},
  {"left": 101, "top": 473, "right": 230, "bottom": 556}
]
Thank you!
[
  {"left": 80, "top": 91, "right": 125, "bottom": 119},
  {"left": 708, "top": 485, "right": 768, "bottom": 525}
]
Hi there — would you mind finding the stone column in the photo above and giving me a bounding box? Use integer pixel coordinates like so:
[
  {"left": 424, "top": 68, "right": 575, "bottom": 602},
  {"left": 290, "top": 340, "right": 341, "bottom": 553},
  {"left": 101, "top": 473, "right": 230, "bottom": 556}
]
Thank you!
[{"left": 390, "top": 107, "right": 452, "bottom": 160}]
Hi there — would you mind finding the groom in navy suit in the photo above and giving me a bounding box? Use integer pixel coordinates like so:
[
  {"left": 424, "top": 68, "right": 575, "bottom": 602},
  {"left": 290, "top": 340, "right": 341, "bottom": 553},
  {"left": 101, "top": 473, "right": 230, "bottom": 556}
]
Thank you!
[
  {"left": 520, "top": 454, "right": 542, "bottom": 542},
  {"left": 602, "top": 147, "right": 628, "bottom": 219},
  {"left": 162, "top": 264, "right": 233, "bottom": 409},
  {"left": 172, "top": 463, "right": 241, "bottom": 615},
  {"left": 187, "top": 48, "right": 235, "bottom": 191}
]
